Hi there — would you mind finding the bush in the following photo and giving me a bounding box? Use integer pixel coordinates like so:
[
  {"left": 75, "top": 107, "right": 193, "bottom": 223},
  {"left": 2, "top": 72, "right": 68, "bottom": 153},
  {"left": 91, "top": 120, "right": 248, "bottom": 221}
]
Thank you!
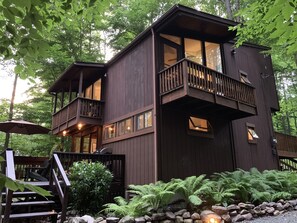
[{"left": 69, "top": 161, "right": 113, "bottom": 215}]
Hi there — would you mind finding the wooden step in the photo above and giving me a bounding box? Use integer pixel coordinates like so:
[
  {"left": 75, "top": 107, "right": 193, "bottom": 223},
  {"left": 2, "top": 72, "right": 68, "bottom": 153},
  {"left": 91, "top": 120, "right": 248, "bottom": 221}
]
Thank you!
[
  {"left": 2, "top": 200, "right": 55, "bottom": 207},
  {"left": 23, "top": 181, "right": 50, "bottom": 187},
  {"left": 2, "top": 210, "right": 58, "bottom": 219},
  {"left": 2, "top": 191, "right": 37, "bottom": 197}
]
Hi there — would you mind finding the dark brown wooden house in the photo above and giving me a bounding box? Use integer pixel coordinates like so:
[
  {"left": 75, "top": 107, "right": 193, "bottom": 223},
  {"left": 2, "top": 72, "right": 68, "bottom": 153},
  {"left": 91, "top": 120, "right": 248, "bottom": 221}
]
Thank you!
[{"left": 49, "top": 5, "right": 280, "bottom": 186}]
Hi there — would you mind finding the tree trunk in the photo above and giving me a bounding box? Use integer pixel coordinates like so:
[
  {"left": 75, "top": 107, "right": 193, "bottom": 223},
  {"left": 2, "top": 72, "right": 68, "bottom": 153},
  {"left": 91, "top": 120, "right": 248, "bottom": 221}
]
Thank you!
[
  {"left": 4, "top": 73, "right": 18, "bottom": 149},
  {"left": 224, "top": 0, "right": 233, "bottom": 20}
]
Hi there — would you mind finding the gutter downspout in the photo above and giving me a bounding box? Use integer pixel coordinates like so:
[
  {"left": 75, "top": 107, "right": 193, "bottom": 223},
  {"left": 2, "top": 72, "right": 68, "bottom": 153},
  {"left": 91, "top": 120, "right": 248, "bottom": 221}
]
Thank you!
[{"left": 151, "top": 28, "right": 158, "bottom": 182}]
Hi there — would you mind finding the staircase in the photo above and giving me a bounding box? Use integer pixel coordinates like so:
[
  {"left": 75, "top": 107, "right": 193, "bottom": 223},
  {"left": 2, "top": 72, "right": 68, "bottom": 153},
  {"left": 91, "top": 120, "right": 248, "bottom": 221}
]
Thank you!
[
  {"left": 1, "top": 150, "right": 70, "bottom": 223},
  {"left": 279, "top": 157, "right": 297, "bottom": 171}
]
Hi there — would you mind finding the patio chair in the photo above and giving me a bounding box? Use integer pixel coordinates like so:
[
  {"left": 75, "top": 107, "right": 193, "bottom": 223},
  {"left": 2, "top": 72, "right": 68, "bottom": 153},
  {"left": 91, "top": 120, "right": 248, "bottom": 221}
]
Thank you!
[{"left": 25, "top": 159, "right": 50, "bottom": 181}]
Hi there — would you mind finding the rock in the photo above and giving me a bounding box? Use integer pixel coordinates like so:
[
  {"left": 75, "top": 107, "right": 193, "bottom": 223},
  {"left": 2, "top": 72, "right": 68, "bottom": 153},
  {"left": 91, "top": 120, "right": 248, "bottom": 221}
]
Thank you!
[
  {"left": 283, "top": 202, "right": 291, "bottom": 209},
  {"left": 288, "top": 200, "right": 297, "bottom": 206},
  {"left": 152, "top": 213, "right": 166, "bottom": 221},
  {"left": 106, "top": 217, "right": 120, "bottom": 223},
  {"left": 258, "top": 202, "right": 268, "bottom": 210},
  {"left": 295, "top": 206, "right": 297, "bottom": 211},
  {"left": 97, "top": 220, "right": 106, "bottom": 223},
  {"left": 212, "top": 205, "right": 228, "bottom": 215},
  {"left": 278, "top": 199, "right": 285, "bottom": 204},
  {"left": 227, "top": 204, "right": 240, "bottom": 212},
  {"left": 245, "top": 204, "right": 255, "bottom": 210},
  {"left": 275, "top": 203, "right": 284, "bottom": 211},
  {"left": 183, "top": 219, "right": 192, "bottom": 223},
  {"left": 144, "top": 215, "right": 151, "bottom": 221},
  {"left": 273, "top": 210, "right": 280, "bottom": 216},
  {"left": 193, "top": 221, "right": 203, "bottom": 223},
  {"left": 175, "top": 209, "right": 187, "bottom": 216},
  {"left": 135, "top": 217, "right": 145, "bottom": 223},
  {"left": 191, "top": 213, "right": 200, "bottom": 220},
  {"left": 268, "top": 202, "right": 276, "bottom": 207},
  {"left": 68, "top": 217, "right": 87, "bottom": 223},
  {"left": 239, "top": 210, "right": 249, "bottom": 215},
  {"left": 175, "top": 215, "right": 184, "bottom": 223},
  {"left": 238, "top": 203, "right": 247, "bottom": 209},
  {"left": 200, "top": 210, "right": 221, "bottom": 223},
  {"left": 242, "top": 213, "right": 253, "bottom": 221},
  {"left": 94, "top": 217, "right": 104, "bottom": 223},
  {"left": 266, "top": 207, "right": 275, "bottom": 214},
  {"left": 231, "top": 214, "right": 245, "bottom": 222},
  {"left": 229, "top": 211, "right": 238, "bottom": 216},
  {"left": 166, "top": 202, "right": 187, "bottom": 212},
  {"left": 166, "top": 211, "right": 176, "bottom": 220},
  {"left": 161, "top": 220, "right": 174, "bottom": 223},
  {"left": 67, "top": 210, "right": 79, "bottom": 216},
  {"left": 182, "top": 212, "right": 191, "bottom": 219},
  {"left": 221, "top": 214, "right": 231, "bottom": 223},
  {"left": 119, "top": 216, "right": 134, "bottom": 223},
  {"left": 81, "top": 215, "right": 94, "bottom": 223}
]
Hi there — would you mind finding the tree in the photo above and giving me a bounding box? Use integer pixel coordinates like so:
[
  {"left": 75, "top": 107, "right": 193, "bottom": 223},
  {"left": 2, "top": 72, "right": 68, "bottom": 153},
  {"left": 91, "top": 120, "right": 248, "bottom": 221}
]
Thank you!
[{"left": 233, "top": 0, "right": 297, "bottom": 65}]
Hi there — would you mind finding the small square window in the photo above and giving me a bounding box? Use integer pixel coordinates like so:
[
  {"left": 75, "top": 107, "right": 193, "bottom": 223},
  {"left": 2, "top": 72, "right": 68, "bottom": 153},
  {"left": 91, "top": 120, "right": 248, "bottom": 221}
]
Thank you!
[
  {"left": 188, "top": 116, "right": 213, "bottom": 138},
  {"left": 240, "top": 71, "right": 251, "bottom": 84},
  {"left": 137, "top": 110, "right": 153, "bottom": 130},
  {"left": 119, "top": 118, "right": 133, "bottom": 136},
  {"left": 246, "top": 123, "right": 259, "bottom": 144},
  {"left": 104, "top": 124, "right": 115, "bottom": 139}
]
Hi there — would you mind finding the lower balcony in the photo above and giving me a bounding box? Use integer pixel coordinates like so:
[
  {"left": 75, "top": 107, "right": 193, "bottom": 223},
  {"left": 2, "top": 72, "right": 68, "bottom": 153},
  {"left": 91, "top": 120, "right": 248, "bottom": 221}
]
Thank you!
[
  {"left": 159, "top": 59, "right": 257, "bottom": 119},
  {"left": 52, "top": 97, "right": 104, "bottom": 135}
]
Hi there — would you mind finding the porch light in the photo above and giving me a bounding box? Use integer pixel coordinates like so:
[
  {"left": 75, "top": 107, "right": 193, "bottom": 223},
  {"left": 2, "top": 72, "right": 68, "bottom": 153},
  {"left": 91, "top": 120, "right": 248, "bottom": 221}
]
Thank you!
[
  {"left": 78, "top": 123, "right": 83, "bottom": 130},
  {"left": 205, "top": 217, "right": 219, "bottom": 223},
  {"left": 62, "top": 130, "right": 67, "bottom": 136}
]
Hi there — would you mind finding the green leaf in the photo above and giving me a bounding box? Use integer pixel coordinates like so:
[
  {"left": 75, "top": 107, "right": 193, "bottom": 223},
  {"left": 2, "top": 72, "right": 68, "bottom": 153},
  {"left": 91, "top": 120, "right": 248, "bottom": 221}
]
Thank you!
[{"left": 188, "top": 195, "right": 202, "bottom": 206}]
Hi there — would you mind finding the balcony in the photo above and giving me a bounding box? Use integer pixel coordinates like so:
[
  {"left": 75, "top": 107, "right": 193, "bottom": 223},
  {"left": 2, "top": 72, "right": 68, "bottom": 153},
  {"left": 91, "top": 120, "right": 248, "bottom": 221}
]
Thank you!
[
  {"left": 52, "top": 97, "right": 104, "bottom": 135},
  {"left": 159, "top": 59, "right": 257, "bottom": 119}
]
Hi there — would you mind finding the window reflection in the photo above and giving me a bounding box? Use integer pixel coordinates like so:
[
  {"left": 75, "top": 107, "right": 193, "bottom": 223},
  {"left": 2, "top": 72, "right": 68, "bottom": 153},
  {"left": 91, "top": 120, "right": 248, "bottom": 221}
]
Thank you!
[{"left": 205, "top": 42, "right": 222, "bottom": 72}]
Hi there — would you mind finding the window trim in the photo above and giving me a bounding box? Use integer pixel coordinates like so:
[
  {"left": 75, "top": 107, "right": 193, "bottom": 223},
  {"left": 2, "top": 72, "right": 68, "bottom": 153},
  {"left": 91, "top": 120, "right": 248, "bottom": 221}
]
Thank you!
[{"left": 246, "top": 123, "right": 259, "bottom": 144}]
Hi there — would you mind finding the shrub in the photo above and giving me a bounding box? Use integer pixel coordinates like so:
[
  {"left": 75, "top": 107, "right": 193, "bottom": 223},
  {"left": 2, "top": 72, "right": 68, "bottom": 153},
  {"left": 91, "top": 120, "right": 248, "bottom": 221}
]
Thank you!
[{"left": 69, "top": 161, "right": 113, "bottom": 215}]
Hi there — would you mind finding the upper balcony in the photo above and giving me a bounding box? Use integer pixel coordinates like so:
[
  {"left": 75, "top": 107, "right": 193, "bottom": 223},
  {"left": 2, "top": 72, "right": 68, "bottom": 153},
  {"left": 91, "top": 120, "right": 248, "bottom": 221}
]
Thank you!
[
  {"left": 159, "top": 59, "right": 257, "bottom": 119},
  {"left": 52, "top": 97, "right": 104, "bottom": 135}
]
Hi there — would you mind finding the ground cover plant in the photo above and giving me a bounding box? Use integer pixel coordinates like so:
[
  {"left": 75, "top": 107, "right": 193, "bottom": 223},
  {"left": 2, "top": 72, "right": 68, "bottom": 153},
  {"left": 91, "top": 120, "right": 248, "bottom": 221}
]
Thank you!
[
  {"left": 104, "top": 168, "right": 297, "bottom": 217},
  {"left": 69, "top": 161, "right": 113, "bottom": 215}
]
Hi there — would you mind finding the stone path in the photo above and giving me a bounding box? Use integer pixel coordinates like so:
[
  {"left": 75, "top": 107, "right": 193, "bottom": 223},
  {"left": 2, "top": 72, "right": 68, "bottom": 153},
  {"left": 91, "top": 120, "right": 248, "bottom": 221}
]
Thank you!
[{"left": 242, "top": 211, "right": 297, "bottom": 223}]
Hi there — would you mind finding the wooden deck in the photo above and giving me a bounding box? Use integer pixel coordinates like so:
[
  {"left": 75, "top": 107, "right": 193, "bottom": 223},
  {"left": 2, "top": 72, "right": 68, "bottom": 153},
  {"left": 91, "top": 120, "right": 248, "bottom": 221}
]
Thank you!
[
  {"left": 52, "top": 97, "right": 104, "bottom": 135},
  {"left": 276, "top": 132, "right": 297, "bottom": 158},
  {"left": 159, "top": 59, "right": 257, "bottom": 119}
]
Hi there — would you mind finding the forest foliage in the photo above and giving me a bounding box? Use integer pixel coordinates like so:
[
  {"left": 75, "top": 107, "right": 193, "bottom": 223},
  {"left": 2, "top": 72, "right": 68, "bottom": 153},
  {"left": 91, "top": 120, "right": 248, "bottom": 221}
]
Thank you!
[{"left": 0, "top": 0, "right": 296, "bottom": 155}]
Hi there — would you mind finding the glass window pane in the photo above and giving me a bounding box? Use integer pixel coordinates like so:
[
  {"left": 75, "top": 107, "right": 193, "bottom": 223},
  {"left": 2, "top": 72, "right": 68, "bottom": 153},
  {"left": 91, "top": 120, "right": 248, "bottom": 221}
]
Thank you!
[
  {"left": 185, "top": 38, "right": 203, "bottom": 64},
  {"left": 119, "top": 121, "right": 125, "bottom": 136},
  {"left": 189, "top": 117, "right": 209, "bottom": 132},
  {"left": 205, "top": 42, "right": 222, "bottom": 72},
  {"left": 160, "top": 34, "right": 181, "bottom": 45},
  {"left": 145, "top": 111, "right": 152, "bottom": 128},
  {"left": 90, "top": 133, "right": 97, "bottom": 153},
  {"left": 73, "top": 137, "right": 81, "bottom": 153},
  {"left": 105, "top": 124, "right": 115, "bottom": 139},
  {"left": 85, "top": 85, "right": 92, "bottom": 99},
  {"left": 82, "top": 136, "right": 90, "bottom": 153},
  {"left": 137, "top": 114, "right": 144, "bottom": 130},
  {"left": 164, "top": 44, "right": 177, "bottom": 68},
  {"left": 125, "top": 118, "right": 133, "bottom": 133},
  {"left": 93, "top": 79, "right": 101, "bottom": 100}
]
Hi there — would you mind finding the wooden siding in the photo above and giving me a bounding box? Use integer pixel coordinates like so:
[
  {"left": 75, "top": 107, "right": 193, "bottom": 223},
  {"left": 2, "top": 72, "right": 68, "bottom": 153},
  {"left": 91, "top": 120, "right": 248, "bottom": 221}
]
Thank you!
[
  {"left": 159, "top": 106, "right": 234, "bottom": 181},
  {"left": 103, "top": 36, "right": 154, "bottom": 123},
  {"left": 223, "top": 43, "right": 279, "bottom": 170},
  {"left": 276, "top": 132, "right": 297, "bottom": 158},
  {"left": 103, "top": 133, "right": 155, "bottom": 186}
]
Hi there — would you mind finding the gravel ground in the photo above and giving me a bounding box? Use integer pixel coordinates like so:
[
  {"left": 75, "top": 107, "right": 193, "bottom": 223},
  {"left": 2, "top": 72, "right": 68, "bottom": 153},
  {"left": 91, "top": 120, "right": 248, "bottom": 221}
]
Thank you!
[{"left": 242, "top": 211, "right": 297, "bottom": 223}]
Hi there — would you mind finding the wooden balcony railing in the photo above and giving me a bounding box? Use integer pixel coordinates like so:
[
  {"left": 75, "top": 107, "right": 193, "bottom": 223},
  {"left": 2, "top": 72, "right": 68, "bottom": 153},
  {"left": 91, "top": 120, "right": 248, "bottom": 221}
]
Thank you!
[
  {"left": 52, "top": 97, "right": 104, "bottom": 131},
  {"left": 276, "top": 132, "right": 297, "bottom": 158},
  {"left": 159, "top": 59, "right": 256, "bottom": 107}
]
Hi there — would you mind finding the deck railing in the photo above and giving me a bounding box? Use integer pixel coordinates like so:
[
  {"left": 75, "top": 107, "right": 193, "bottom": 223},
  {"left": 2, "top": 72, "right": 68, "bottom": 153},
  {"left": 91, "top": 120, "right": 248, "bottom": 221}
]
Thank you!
[
  {"left": 159, "top": 59, "right": 256, "bottom": 106},
  {"left": 279, "top": 158, "right": 297, "bottom": 171},
  {"left": 52, "top": 97, "right": 104, "bottom": 129},
  {"left": 276, "top": 132, "right": 297, "bottom": 158},
  {"left": 54, "top": 152, "right": 125, "bottom": 201}
]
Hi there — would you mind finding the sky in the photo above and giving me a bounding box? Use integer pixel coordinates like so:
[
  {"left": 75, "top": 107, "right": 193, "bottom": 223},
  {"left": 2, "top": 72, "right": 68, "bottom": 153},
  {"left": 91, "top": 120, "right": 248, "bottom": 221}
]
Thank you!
[{"left": 0, "top": 64, "right": 32, "bottom": 104}]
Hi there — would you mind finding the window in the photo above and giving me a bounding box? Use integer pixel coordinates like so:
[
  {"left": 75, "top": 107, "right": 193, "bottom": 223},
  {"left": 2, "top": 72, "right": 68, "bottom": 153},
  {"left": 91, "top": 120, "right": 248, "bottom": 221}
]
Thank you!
[
  {"left": 246, "top": 123, "right": 259, "bottom": 143},
  {"left": 104, "top": 124, "right": 115, "bottom": 139},
  {"left": 189, "top": 116, "right": 210, "bottom": 132},
  {"left": 118, "top": 118, "right": 133, "bottom": 136},
  {"left": 185, "top": 38, "right": 203, "bottom": 64},
  {"left": 188, "top": 116, "right": 213, "bottom": 138},
  {"left": 240, "top": 71, "right": 251, "bottom": 84},
  {"left": 205, "top": 42, "right": 222, "bottom": 72},
  {"left": 83, "top": 78, "right": 102, "bottom": 100},
  {"left": 137, "top": 111, "right": 153, "bottom": 130}
]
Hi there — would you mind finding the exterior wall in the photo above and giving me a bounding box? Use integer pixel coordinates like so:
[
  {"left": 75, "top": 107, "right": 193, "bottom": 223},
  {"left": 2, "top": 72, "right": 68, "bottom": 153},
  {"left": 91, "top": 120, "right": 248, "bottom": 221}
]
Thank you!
[
  {"left": 104, "top": 133, "right": 155, "bottom": 186},
  {"left": 223, "top": 43, "right": 279, "bottom": 170},
  {"left": 103, "top": 36, "right": 154, "bottom": 122},
  {"left": 158, "top": 106, "right": 234, "bottom": 182},
  {"left": 103, "top": 35, "right": 156, "bottom": 186}
]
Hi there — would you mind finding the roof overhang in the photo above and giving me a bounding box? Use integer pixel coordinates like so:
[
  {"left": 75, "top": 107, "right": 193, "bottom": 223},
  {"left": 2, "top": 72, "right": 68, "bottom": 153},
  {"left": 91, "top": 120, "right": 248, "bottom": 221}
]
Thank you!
[
  {"left": 49, "top": 62, "right": 107, "bottom": 93},
  {"left": 154, "top": 5, "right": 238, "bottom": 42}
]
